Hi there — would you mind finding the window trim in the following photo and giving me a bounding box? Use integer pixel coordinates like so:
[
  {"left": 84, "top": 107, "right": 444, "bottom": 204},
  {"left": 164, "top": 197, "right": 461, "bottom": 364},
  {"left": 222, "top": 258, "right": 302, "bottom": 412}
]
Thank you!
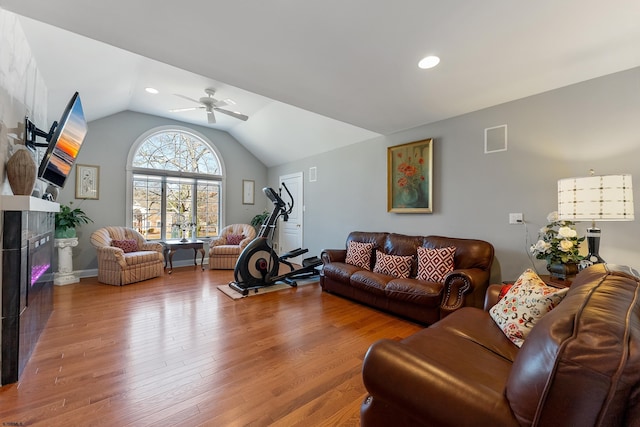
[{"left": 125, "top": 125, "right": 226, "bottom": 236}]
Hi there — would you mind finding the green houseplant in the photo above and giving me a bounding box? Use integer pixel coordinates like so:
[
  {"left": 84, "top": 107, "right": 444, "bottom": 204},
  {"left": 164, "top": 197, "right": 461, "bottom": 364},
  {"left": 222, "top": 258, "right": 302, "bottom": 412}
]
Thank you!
[
  {"left": 250, "top": 210, "right": 270, "bottom": 229},
  {"left": 55, "top": 203, "right": 93, "bottom": 238}
]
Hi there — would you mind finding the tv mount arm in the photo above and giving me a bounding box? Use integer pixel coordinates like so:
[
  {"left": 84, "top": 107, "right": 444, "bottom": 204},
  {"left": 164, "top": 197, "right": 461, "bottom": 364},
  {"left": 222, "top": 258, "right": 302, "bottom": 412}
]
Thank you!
[{"left": 25, "top": 116, "right": 57, "bottom": 149}]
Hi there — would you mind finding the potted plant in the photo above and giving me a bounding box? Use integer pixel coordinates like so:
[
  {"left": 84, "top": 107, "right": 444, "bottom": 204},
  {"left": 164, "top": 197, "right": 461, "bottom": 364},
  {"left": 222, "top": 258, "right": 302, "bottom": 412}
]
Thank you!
[
  {"left": 55, "top": 202, "right": 93, "bottom": 238},
  {"left": 250, "top": 210, "right": 270, "bottom": 230}
]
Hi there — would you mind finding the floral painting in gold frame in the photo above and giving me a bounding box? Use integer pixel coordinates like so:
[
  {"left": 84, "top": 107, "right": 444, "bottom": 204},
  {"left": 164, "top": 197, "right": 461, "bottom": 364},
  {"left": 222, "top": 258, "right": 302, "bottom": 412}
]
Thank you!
[{"left": 387, "top": 138, "right": 433, "bottom": 213}]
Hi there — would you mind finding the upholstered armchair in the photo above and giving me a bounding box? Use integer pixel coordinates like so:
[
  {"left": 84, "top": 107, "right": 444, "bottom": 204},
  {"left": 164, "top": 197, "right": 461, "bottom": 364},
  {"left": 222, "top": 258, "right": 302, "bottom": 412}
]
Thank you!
[
  {"left": 90, "top": 226, "right": 165, "bottom": 285},
  {"left": 209, "top": 224, "right": 256, "bottom": 269}
]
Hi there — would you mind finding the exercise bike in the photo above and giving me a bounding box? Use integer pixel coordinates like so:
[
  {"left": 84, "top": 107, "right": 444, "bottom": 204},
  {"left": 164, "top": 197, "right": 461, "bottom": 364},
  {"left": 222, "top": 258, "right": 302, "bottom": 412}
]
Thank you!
[{"left": 229, "top": 183, "right": 322, "bottom": 295}]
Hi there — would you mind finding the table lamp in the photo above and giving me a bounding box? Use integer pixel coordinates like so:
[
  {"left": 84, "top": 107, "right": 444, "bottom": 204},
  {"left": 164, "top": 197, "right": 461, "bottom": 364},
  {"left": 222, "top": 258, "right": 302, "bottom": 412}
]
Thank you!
[{"left": 557, "top": 171, "right": 634, "bottom": 264}]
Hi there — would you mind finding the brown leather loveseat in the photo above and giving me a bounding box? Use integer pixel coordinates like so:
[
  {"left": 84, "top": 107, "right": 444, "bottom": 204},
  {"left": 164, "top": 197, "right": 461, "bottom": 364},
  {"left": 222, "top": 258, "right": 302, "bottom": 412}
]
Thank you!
[
  {"left": 321, "top": 232, "right": 494, "bottom": 324},
  {"left": 360, "top": 264, "right": 640, "bottom": 427}
]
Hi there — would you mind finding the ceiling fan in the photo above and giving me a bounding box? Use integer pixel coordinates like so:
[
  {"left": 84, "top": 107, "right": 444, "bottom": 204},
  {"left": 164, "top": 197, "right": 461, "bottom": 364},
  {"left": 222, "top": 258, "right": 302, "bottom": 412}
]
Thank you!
[{"left": 169, "top": 88, "right": 249, "bottom": 124}]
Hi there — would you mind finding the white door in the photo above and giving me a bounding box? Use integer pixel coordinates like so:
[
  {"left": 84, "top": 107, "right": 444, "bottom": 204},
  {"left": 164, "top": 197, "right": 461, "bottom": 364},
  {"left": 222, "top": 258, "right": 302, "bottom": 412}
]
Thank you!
[{"left": 278, "top": 172, "right": 304, "bottom": 265}]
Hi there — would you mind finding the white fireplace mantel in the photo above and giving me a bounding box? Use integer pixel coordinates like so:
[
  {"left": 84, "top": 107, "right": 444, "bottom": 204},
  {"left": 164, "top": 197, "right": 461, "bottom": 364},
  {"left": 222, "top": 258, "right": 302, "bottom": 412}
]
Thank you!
[{"left": 0, "top": 195, "right": 59, "bottom": 212}]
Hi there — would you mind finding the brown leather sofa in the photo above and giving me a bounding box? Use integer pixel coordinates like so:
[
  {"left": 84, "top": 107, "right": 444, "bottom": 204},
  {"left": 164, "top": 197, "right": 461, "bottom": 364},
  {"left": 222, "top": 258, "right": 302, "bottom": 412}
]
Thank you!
[
  {"left": 360, "top": 264, "right": 640, "bottom": 427},
  {"left": 320, "top": 232, "right": 494, "bottom": 324}
]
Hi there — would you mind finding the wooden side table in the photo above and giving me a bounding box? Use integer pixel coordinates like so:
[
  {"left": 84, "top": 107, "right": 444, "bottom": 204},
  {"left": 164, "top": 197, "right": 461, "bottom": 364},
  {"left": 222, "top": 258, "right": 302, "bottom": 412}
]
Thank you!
[
  {"left": 502, "top": 274, "right": 573, "bottom": 289},
  {"left": 162, "top": 239, "right": 206, "bottom": 273},
  {"left": 538, "top": 274, "right": 573, "bottom": 288}
]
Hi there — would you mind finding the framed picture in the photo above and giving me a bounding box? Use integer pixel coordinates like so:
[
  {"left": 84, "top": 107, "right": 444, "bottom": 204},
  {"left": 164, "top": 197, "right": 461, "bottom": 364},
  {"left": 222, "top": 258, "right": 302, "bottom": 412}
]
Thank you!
[
  {"left": 242, "top": 179, "right": 255, "bottom": 205},
  {"left": 387, "top": 138, "right": 433, "bottom": 213},
  {"left": 75, "top": 164, "right": 99, "bottom": 200}
]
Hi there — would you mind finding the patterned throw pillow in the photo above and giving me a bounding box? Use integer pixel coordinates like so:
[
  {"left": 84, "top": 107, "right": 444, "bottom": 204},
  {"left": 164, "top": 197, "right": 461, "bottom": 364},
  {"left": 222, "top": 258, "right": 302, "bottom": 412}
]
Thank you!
[
  {"left": 416, "top": 246, "right": 456, "bottom": 282},
  {"left": 489, "top": 269, "right": 569, "bottom": 348},
  {"left": 112, "top": 239, "right": 138, "bottom": 253},
  {"left": 345, "top": 241, "right": 374, "bottom": 270},
  {"left": 226, "top": 234, "right": 245, "bottom": 245},
  {"left": 373, "top": 250, "right": 413, "bottom": 278}
]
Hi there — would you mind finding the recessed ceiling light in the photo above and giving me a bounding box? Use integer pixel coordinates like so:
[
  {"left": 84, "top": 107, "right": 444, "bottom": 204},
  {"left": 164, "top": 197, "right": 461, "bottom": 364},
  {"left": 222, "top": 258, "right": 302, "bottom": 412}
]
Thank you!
[
  {"left": 145, "top": 87, "right": 159, "bottom": 94},
  {"left": 418, "top": 56, "right": 440, "bottom": 69}
]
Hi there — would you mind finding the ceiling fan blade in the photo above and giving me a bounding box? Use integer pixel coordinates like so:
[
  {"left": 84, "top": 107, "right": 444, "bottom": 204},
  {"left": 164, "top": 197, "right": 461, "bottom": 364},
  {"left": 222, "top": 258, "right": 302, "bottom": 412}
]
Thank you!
[
  {"left": 207, "top": 109, "right": 216, "bottom": 124},
  {"left": 174, "top": 94, "right": 202, "bottom": 104},
  {"left": 169, "top": 107, "right": 202, "bottom": 112},
  {"left": 212, "top": 99, "right": 228, "bottom": 108},
  {"left": 214, "top": 108, "right": 249, "bottom": 121}
]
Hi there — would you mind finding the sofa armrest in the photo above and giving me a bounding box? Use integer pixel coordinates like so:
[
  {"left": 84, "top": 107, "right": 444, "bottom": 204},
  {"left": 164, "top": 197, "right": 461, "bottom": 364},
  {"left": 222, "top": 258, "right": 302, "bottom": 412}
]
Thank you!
[
  {"left": 96, "top": 246, "right": 127, "bottom": 268},
  {"left": 321, "top": 249, "right": 347, "bottom": 264},
  {"left": 239, "top": 236, "right": 254, "bottom": 249},
  {"left": 362, "top": 339, "right": 516, "bottom": 426},
  {"left": 440, "top": 268, "right": 486, "bottom": 315},
  {"left": 484, "top": 284, "right": 504, "bottom": 311},
  {"left": 140, "top": 242, "right": 164, "bottom": 253},
  {"left": 210, "top": 236, "right": 227, "bottom": 247}
]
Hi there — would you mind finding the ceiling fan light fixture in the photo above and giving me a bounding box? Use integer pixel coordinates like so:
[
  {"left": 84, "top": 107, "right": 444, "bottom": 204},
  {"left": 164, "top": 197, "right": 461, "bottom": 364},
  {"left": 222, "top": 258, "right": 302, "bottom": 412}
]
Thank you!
[
  {"left": 171, "top": 88, "right": 249, "bottom": 123},
  {"left": 418, "top": 55, "right": 440, "bottom": 69}
]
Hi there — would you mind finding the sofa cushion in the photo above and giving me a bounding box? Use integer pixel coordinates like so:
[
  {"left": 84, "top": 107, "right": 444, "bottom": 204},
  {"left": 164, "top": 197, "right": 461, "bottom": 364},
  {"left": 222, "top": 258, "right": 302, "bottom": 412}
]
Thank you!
[
  {"left": 373, "top": 250, "right": 413, "bottom": 278},
  {"left": 323, "top": 262, "right": 363, "bottom": 283},
  {"left": 416, "top": 246, "right": 456, "bottom": 282},
  {"left": 345, "top": 241, "right": 374, "bottom": 270},
  {"left": 350, "top": 270, "right": 391, "bottom": 296},
  {"left": 385, "top": 278, "right": 442, "bottom": 307},
  {"left": 123, "top": 250, "right": 164, "bottom": 265},
  {"left": 489, "top": 269, "right": 568, "bottom": 347},
  {"left": 429, "top": 307, "right": 520, "bottom": 362},
  {"left": 226, "top": 233, "right": 245, "bottom": 245},
  {"left": 112, "top": 239, "right": 138, "bottom": 253}
]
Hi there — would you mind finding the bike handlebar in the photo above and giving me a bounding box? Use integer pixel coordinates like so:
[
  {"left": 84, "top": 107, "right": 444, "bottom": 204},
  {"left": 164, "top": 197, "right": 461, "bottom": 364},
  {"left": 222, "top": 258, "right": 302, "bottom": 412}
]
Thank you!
[{"left": 263, "top": 182, "right": 294, "bottom": 215}]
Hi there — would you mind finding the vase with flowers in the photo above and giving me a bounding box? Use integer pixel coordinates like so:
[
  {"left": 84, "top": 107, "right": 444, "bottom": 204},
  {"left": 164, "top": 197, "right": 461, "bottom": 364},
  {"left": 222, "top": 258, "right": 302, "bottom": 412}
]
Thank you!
[
  {"left": 395, "top": 154, "right": 426, "bottom": 207},
  {"left": 530, "top": 211, "right": 585, "bottom": 280}
]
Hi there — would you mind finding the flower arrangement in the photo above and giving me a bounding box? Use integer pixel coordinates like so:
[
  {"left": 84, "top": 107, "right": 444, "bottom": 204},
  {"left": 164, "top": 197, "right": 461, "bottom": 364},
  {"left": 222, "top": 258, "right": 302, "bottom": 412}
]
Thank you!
[
  {"left": 396, "top": 154, "right": 425, "bottom": 191},
  {"left": 530, "top": 211, "right": 585, "bottom": 265}
]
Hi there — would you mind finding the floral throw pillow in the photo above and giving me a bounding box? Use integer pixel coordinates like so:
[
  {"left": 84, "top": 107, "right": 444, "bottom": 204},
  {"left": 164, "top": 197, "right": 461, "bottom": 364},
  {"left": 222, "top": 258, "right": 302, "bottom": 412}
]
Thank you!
[
  {"left": 416, "top": 246, "right": 456, "bottom": 282},
  {"left": 345, "top": 241, "right": 374, "bottom": 270},
  {"left": 112, "top": 239, "right": 138, "bottom": 253},
  {"left": 226, "top": 234, "right": 245, "bottom": 245},
  {"left": 489, "top": 269, "right": 569, "bottom": 348},
  {"left": 373, "top": 250, "right": 413, "bottom": 278}
]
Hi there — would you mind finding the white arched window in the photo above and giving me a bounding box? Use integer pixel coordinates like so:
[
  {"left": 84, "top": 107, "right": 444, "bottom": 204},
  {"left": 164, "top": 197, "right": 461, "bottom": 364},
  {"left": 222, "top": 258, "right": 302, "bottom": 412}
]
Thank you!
[{"left": 126, "top": 127, "right": 224, "bottom": 240}]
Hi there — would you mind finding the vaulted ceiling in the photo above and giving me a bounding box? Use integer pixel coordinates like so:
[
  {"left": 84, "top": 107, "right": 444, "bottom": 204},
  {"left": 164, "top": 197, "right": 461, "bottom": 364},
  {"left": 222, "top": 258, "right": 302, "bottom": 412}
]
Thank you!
[{"left": 2, "top": 1, "right": 639, "bottom": 167}]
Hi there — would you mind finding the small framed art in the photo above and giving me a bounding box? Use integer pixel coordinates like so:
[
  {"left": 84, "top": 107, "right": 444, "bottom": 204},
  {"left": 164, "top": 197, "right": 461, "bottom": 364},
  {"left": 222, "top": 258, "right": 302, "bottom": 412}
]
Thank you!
[
  {"left": 242, "top": 179, "right": 255, "bottom": 205},
  {"left": 75, "top": 164, "right": 99, "bottom": 200}
]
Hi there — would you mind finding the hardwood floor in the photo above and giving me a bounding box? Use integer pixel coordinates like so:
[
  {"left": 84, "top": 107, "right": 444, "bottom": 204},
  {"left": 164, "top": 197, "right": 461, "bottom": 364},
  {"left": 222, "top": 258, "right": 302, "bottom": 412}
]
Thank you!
[{"left": 0, "top": 267, "right": 421, "bottom": 426}]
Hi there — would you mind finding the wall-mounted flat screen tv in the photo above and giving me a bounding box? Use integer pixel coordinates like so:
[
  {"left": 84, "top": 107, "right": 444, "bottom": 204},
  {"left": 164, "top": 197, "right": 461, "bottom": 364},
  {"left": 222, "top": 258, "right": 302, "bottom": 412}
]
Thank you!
[{"left": 37, "top": 92, "right": 87, "bottom": 188}]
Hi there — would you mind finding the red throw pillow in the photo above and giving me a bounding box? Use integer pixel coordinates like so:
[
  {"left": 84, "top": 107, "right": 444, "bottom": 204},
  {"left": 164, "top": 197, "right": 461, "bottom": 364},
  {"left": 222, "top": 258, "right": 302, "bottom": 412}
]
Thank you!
[
  {"left": 345, "top": 241, "right": 374, "bottom": 270},
  {"left": 416, "top": 246, "right": 456, "bottom": 282},
  {"left": 112, "top": 239, "right": 138, "bottom": 253},
  {"left": 373, "top": 250, "right": 413, "bottom": 278},
  {"left": 226, "top": 234, "right": 245, "bottom": 245}
]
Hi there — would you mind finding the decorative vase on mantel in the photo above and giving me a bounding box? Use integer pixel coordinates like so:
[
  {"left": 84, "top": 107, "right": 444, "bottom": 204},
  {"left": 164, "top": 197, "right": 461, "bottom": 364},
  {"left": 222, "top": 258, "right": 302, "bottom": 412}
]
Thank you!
[
  {"left": 6, "top": 148, "right": 37, "bottom": 196},
  {"left": 547, "top": 262, "right": 579, "bottom": 281}
]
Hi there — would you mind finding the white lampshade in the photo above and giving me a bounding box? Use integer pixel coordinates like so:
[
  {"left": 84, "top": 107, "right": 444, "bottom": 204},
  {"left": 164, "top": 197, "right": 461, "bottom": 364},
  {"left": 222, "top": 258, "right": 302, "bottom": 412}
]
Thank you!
[{"left": 558, "top": 174, "right": 634, "bottom": 222}]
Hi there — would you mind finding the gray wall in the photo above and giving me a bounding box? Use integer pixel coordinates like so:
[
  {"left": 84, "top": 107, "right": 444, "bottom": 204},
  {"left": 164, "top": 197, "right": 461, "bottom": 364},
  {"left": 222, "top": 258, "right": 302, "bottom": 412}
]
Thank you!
[
  {"left": 269, "top": 67, "right": 640, "bottom": 283},
  {"left": 54, "top": 111, "right": 269, "bottom": 272}
]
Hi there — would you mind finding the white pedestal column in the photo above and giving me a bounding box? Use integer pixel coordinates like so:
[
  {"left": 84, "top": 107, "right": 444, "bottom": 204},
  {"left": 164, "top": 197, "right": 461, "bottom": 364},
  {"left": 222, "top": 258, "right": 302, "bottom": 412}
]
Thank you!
[{"left": 54, "top": 237, "right": 79, "bottom": 285}]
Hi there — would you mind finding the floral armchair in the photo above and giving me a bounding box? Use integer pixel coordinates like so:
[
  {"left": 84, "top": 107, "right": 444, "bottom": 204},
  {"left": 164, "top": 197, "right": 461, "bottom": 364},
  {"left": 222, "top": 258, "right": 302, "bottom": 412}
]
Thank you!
[
  {"left": 209, "top": 224, "right": 256, "bottom": 269},
  {"left": 90, "top": 226, "right": 165, "bottom": 285}
]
